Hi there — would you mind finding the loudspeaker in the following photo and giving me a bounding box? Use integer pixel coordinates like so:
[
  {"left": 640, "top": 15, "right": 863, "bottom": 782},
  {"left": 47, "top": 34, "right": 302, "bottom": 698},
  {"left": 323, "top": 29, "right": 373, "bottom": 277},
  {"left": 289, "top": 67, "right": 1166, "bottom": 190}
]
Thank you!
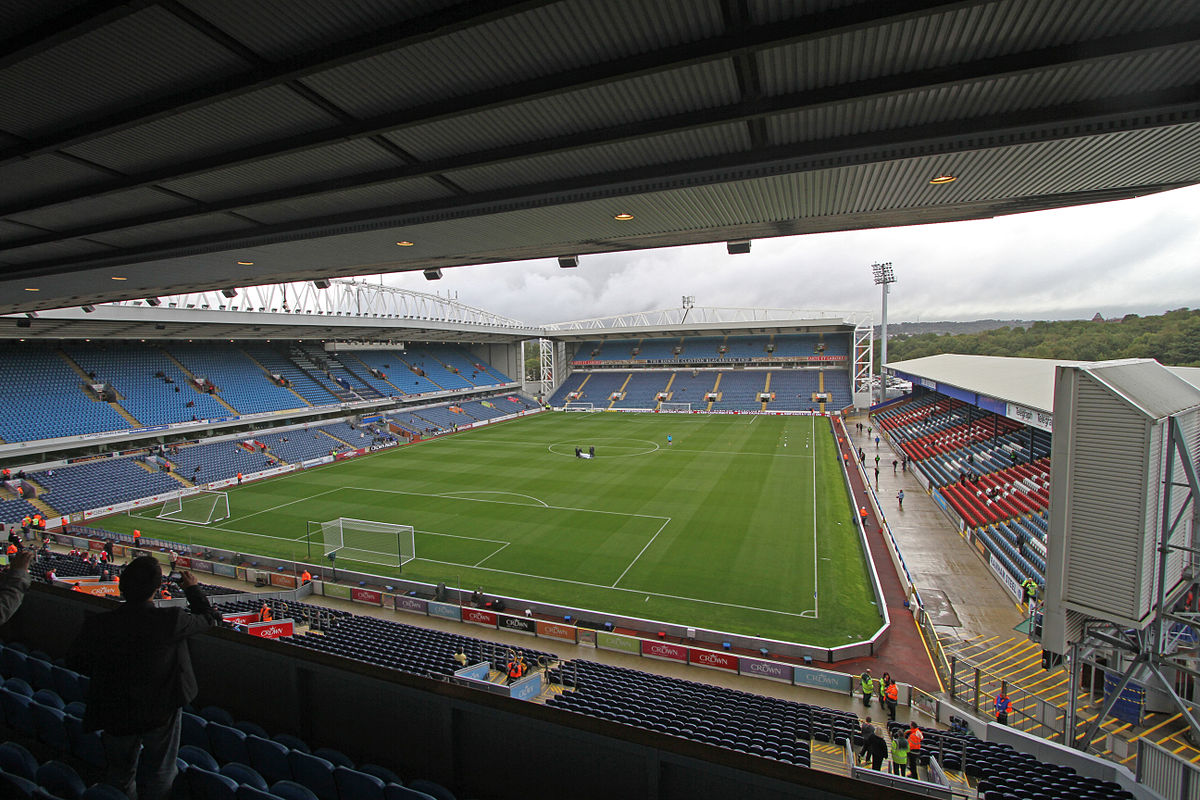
[
  {"left": 221, "top": 288, "right": 238, "bottom": 298},
  {"left": 423, "top": 268, "right": 443, "bottom": 281},
  {"left": 313, "top": 279, "right": 331, "bottom": 289},
  {"left": 81, "top": 305, "right": 95, "bottom": 313},
  {"left": 558, "top": 256, "right": 579, "bottom": 269},
  {"left": 16, "top": 319, "right": 31, "bottom": 328},
  {"left": 726, "top": 239, "right": 751, "bottom": 255},
  {"left": 144, "top": 297, "right": 161, "bottom": 306}
]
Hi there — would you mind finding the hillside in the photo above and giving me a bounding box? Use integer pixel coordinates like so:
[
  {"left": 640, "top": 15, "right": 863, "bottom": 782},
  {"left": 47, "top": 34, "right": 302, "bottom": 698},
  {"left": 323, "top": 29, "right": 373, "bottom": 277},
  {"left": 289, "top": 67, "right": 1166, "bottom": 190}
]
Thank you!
[{"left": 883, "top": 308, "right": 1200, "bottom": 367}]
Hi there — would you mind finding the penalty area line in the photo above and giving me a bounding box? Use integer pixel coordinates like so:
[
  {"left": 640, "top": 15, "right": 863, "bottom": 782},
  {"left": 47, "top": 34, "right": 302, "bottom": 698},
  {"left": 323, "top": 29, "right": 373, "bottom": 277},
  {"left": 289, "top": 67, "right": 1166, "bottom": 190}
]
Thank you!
[{"left": 610, "top": 517, "right": 671, "bottom": 588}]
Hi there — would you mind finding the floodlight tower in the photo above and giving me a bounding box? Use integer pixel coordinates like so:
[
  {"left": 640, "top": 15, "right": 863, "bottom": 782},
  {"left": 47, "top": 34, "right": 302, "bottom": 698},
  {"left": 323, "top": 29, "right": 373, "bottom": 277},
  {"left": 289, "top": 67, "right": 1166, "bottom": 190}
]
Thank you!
[
  {"left": 681, "top": 295, "right": 695, "bottom": 323},
  {"left": 872, "top": 262, "right": 896, "bottom": 400}
]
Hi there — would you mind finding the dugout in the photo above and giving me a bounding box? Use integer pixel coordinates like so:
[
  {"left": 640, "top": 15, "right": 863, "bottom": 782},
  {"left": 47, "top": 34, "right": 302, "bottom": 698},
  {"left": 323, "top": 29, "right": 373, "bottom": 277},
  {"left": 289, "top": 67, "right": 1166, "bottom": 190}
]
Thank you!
[{"left": 10, "top": 585, "right": 923, "bottom": 800}]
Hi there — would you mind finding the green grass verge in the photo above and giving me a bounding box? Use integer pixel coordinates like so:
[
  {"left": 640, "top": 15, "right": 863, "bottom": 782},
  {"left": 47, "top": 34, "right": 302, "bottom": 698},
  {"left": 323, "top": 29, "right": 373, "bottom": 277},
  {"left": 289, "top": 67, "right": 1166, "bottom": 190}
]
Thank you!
[{"left": 100, "top": 412, "right": 882, "bottom": 646}]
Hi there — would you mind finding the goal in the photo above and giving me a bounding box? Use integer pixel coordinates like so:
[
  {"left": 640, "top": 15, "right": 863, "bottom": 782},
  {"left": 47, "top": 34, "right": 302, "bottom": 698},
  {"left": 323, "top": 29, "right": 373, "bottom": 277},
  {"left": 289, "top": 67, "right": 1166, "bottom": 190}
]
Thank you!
[
  {"left": 659, "top": 402, "right": 692, "bottom": 413},
  {"left": 563, "top": 402, "right": 595, "bottom": 412},
  {"left": 156, "top": 490, "right": 230, "bottom": 525},
  {"left": 312, "top": 517, "right": 415, "bottom": 569}
]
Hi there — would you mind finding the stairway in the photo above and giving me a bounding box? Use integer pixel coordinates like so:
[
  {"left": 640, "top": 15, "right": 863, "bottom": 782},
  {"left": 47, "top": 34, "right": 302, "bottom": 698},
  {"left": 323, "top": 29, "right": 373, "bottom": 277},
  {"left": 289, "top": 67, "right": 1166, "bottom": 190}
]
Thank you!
[
  {"left": 58, "top": 350, "right": 142, "bottom": 427},
  {"left": 240, "top": 349, "right": 312, "bottom": 407},
  {"left": 161, "top": 348, "right": 240, "bottom": 415}
]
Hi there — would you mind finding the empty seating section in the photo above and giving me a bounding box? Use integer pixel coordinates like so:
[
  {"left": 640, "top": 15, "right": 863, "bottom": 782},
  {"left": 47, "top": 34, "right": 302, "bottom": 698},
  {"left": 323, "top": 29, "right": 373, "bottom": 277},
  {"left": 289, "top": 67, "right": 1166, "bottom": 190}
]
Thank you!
[
  {"left": 877, "top": 391, "right": 1055, "bottom": 590},
  {"left": 631, "top": 338, "right": 677, "bottom": 360},
  {"left": 680, "top": 337, "right": 722, "bottom": 359},
  {"left": 666, "top": 370, "right": 718, "bottom": 404},
  {"left": 411, "top": 405, "right": 470, "bottom": 430},
  {"left": 612, "top": 372, "right": 670, "bottom": 408},
  {"left": 547, "top": 372, "right": 588, "bottom": 405},
  {"left": 573, "top": 340, "right": 606, "bottom": 360},
  {"left": 166, "top": 440, "right": 262, "bottom": 484},
  {"left": 286, "top": 614, "right": 555, "bottom": 680},
  {"left": 402, "top": 347, "right": 472, "bottom": 391},
  {"left": 33, "top": 459, "right": 180, "bottom": 515},
  {"left": 434, "top": 346, "right": 512, "bottom": 386},
  {"left": 293, "top": 344, "right": 376, "bottom": 400},
  {"left": 351, "top": 349, "right": 441, "bottom": 395},
  {"left": 709, "top": 371, "right": 767, "bottom": 410},
  {"left": 66, "top": 344, "right": 228, "bottom": 426},
  {"left": 0, "top": 346, "right": 128, "bottom": 442},
  {"left": 768, "top": 334, "right": 820, "bottom": 357},
  {"left": 0, "top": 499, "right": 40, "bottom": 525},
  {"left": 254, "top": 430, "right": 349, "bottom": 462},
  {"left": 167, "top": 345, "right": 305, "bottom": 414},
  {"left": 722, "top": 336, "right": 768, "bottom": 359},
  {"left": 765, "top": 371, "right": 819, "bottom": 410},
  {"left": 241, "top": 346, "right": 335, "bottom": 406},
  {"left": 458, "top": 400, "right": 507, "bottom": 420}
]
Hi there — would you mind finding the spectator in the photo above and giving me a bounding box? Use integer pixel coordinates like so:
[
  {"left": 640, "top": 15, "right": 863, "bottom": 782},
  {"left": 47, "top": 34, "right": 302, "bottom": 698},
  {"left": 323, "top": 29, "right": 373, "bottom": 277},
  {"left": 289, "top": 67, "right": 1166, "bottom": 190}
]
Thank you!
[
  {"left": 0, "top": 551, "right": 33, "bottom": 623},
  {"left": 68, "top": 557, "right": 216, "bottom": 800}
]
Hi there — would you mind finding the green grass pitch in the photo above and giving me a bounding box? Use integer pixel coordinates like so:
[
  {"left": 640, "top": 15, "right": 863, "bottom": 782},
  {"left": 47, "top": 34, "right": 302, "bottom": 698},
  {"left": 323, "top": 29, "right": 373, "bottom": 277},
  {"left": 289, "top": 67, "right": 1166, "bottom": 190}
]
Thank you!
[{"left": 104, "top": 413, "right": 882, "bottom": 646}]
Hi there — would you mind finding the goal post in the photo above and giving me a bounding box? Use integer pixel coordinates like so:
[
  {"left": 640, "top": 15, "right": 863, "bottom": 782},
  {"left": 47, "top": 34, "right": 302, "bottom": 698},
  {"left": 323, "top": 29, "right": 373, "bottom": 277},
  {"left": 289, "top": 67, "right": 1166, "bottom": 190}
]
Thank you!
[
  {"left": 563, "top": 402, "right": 595, "bottom": 412},
  {"left": 310, "top": 517, "right": 415, "bottom": 569},
  {"left": 659, "top": 402, "right": 692, "bottom": 413},
  {"left": 155, "top": 490, "right": 230, "bottom": 525}
]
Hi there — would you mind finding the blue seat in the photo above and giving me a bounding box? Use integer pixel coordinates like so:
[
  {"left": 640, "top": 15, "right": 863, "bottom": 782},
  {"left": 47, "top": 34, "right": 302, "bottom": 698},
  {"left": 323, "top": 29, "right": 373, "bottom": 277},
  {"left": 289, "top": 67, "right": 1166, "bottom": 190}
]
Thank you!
[
  {"left": 50, "top": 667, "right": 82, "bottom": 704},
  {"left": 27, "top": 659, "right": 53, "bottom": 693},
  {"left": 32, "top": 704, "right": 71, "bottom": 753},
  {"left": 272, "top": 734, "right": 309, "bottom": 753},
  {"left": 207, "top": 722, "right": 250, "bottom": 765},
  {"left": 2, "top": 648, "right": 29, "bottom": 681},
  {"left": 0, "top": 740, "right": 39, "bottom": 779},
  {"left": 178, "top": 745, "right": 220, "bottom": 773},
  {"left": 313, "top": 747, "right": 353, "bottom": 769},
  {"left": 234, "top": 720, "right": 269, "bottom": 739},
  {"left": 2, "top": 688, "right": 37, "bottom": 735},
  {"left": 220, "top": 763, "right": 269, "bottom": 792},
  {"left": 0, "top": 771, "right": 37, "bottom": 797},
  {"left": 271, "top": 780, "right": 320, "bottom": 800},
  {"left": 360, "top": 764, "right": 402, "bottom": 785},
  {"left": 5, "top": 677, "right": 34, "bottom": 696},
  {"left": 32, "top": 689, "right": 64, "bottom": 710},
  {"left": 235, "top": 786, "right": 280, "bottom": 800},
  {"left": 201, "top": 705, "right": 236, "bottom": 726},
  {"left": 181, "top": 712, "right": 208, "bottom": 749},
  {"left": 406, "top": 778, "right": 456, "bottom": 800},
  {"left": 35, "top": 760, "right": 86, "bottom": 800},
  {"left": 246, "top": 736, "right": 292, "bottom": 784},
  {"left": 79, "top": 785, "right": 129, "bottom": 800},
  {"left": 286, "top": 751, "right": 336, "bottom": 800},
  {"left": 384, "top": 785, "right": 438, "bottom": 800},
  {"left": 65, "top": 716, "right": 106, "bottom": 769},
  {"left": 187, "top": 768, "right": 239, "bottom": 800},
  {"left": 333, "top": 767, "right": 385, "bottom": 800}
]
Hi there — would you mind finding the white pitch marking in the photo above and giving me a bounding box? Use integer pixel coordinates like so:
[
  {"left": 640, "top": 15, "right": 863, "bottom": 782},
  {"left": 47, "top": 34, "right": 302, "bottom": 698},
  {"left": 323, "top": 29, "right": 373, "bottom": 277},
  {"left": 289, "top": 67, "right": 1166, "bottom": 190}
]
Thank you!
[
  {"left": 438, "top": 490, "right": 549, "bottom": 507},
  {"left": 611, "top": 516, "right": 672, "bottom": 588}
]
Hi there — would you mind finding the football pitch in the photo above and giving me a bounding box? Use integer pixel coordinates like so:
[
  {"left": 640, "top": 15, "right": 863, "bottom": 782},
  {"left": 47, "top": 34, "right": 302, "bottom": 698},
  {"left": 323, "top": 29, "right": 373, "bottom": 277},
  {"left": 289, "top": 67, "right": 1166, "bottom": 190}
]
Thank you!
[{"left": 105, "top": 413, "right": 882, "bottom": 646}]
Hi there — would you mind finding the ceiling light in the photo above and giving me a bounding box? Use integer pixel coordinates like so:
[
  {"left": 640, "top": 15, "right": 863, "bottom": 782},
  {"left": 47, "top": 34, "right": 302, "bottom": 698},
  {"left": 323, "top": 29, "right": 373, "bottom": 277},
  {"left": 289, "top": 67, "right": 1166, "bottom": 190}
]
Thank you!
[
  {"left": 24, "top": 287, "right": 38, "bottom": 292},
  {"left": 111, "top": 276, "right": 127, "bottom": 281},
  {"left": 614, "top": 213, "right": 634, "bottom": 221},
  {"left": 237, "top": 261, "right": 254, "bottom": 266},
  {"left": 396, "top": 241, "right": 414, "bottom": 247},
  {"left": 929, "top": 174, "right": 957, "bottom": 185}
]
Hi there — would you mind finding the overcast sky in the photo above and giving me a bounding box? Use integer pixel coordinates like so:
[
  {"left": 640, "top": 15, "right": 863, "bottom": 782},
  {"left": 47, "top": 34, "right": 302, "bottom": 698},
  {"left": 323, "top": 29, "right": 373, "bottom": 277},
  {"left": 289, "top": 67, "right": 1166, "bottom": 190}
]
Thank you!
[{"left": 379, "top": 183, "right": 1200, "bottom": 327}]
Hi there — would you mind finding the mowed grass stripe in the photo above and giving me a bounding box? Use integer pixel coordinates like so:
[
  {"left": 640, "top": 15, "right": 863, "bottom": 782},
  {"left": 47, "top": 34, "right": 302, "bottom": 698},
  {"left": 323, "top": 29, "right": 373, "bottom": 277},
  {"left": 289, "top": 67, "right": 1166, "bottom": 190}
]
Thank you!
[{"left": 99, "top": 413, "right": 881, "bottom": 645}]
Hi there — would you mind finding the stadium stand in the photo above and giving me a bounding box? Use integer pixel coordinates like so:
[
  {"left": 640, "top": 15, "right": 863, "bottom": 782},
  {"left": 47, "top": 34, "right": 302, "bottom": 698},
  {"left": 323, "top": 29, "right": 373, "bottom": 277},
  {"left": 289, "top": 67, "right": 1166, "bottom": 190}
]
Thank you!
[
  {"left": 0, "top": 499, "right": 41, "bottom": 526},
  {"left": 164, "top": 440, "right": 260, "bottom": 485},
  {"left": 32, "top": 459, "right": 181, "bottom": 516},
  {"left": 65, "top": 343, "right": 229, "bottom": 427},
  {"left": 0, "top": 345, "right": 130, "bottom": 443},
  {"left": 400, "top": 347, "right": 473, "bottom": 391},
  {"left": 547, "top": 372, "right": 588, "bottom": 405},
  {"left": 433, "top": 345, "right": 512, "bottom": 387},
  {"left": 354, "top": 349, "right": 443, "bottom": 395},
  {"left": 167, "top": 344, "right": 307, "bottom": 415},
  {"left": 664, "top": 369, "right": 719, "bottom": 406},
  {"left": 240, "top": 345, "right": 334, "bottom": 407},
  {"left": 611, "top": 372, "right": 670, "bottom": 409},
  {"left": 631, "top": 338, "right": 677, "bottom": 361},
  {"left": 708, "top": 371, "right": 767, "bottom": 410}
]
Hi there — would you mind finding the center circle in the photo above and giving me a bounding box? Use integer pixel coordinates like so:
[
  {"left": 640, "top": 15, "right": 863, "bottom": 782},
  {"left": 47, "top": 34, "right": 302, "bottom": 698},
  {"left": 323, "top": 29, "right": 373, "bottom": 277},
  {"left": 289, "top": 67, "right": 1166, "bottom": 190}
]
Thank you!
[{"left": 547, "top": 437, "right": 660, "bottom": 458}]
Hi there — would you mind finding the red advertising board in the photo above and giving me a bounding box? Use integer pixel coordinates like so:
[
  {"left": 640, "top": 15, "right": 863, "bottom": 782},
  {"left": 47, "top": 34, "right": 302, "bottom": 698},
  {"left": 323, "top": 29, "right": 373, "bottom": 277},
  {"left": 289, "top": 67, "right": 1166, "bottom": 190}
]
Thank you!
[
  {"left": 223, "top": 612, "right": 259, "bottom": 625},
  {"left": 174, "top": 556, "right": 191, "bottom": 569},
  {"left": 247, "top": 619, "right": 294, "bottom": 639},
  {"left": 641, "top": 641, "right": 687, "bottom": 662},
  {"left": 535, "top": 621, "right": 577, "bottom": 642},
  {"left": 334, "top": 448, "right": 367, "bottom": 461},
  {"left": 351, "top": 588, "right": 382, "bottom": 605},
  {"left": 461, "top": 608, "right": 497, "bottom": 628},
  {"left": 689, "top": 648, "right": 738, "bottom": 671}
]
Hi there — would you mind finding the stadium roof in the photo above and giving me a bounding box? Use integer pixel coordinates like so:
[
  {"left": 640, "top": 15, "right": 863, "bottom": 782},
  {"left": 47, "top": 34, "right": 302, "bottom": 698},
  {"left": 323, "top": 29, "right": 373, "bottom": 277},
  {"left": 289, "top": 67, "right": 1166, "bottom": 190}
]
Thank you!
[
  {"left": 2, "top": 1, "right": 1200, "bottom": 315},
  {"left": 542, "top": 305, "right": 865, "bottom": 339},
  {"left": 886, "top": 353, "right": 1200, "bottom": 416}
]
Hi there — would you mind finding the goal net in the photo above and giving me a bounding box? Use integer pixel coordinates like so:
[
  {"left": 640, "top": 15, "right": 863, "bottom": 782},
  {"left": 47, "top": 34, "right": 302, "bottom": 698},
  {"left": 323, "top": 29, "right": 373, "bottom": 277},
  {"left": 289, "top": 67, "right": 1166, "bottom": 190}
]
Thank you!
[
  {"left": 156, "top": 490, "right": 230, "bottom": 525},
  {"left": 659, "top": 402, "right": 692, "bottom": 413},
  {"left": 563, "top": 402, "right": 595, "bottom": 412},
  {"left": 314, "top": 517, "right": 415, "bottom": 568}
]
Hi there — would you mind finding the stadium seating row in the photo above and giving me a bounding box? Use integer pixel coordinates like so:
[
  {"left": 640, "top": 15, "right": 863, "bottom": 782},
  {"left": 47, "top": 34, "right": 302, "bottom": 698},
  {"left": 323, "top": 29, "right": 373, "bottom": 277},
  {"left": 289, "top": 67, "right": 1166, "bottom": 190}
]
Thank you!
[
  {"left": 0, "top": 343, "right": 514, "bottom": 444},
  {"left": 549, "top": 369, "right": 850, "bottom": 411},
  {"left": 573, "top": 334, "right": 849, "bottom": 363}
]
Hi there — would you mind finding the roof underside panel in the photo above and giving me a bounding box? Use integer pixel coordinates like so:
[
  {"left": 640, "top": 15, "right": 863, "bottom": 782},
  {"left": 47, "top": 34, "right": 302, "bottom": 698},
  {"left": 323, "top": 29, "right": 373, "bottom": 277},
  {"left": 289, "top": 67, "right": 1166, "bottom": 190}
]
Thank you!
[
  {"left": 158, "top": 139, "right": 409, "bottom": 203},
  {"left": 384, "top": 60, "right": 743, "bottom": 161},
  {"left": 299, "top": 0, "right": 726, "bottom": 118},
  {"left": 5, "top": 188, "right": 195, "bottom": 235},
  {"left": 0, "top": 6, "right": 249, "bottom": 136},
  {"left": 236, "top": 178, "right": 456, "bottom": 226},
  {"left": 0, "top": 154, "right": 116, "bottom": 209},
  {"left": 60, "top": 85, "right": 341, "bottom": 173},
  {"left": 82, "top": 213, "right": 263, "bottom": 251}
]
